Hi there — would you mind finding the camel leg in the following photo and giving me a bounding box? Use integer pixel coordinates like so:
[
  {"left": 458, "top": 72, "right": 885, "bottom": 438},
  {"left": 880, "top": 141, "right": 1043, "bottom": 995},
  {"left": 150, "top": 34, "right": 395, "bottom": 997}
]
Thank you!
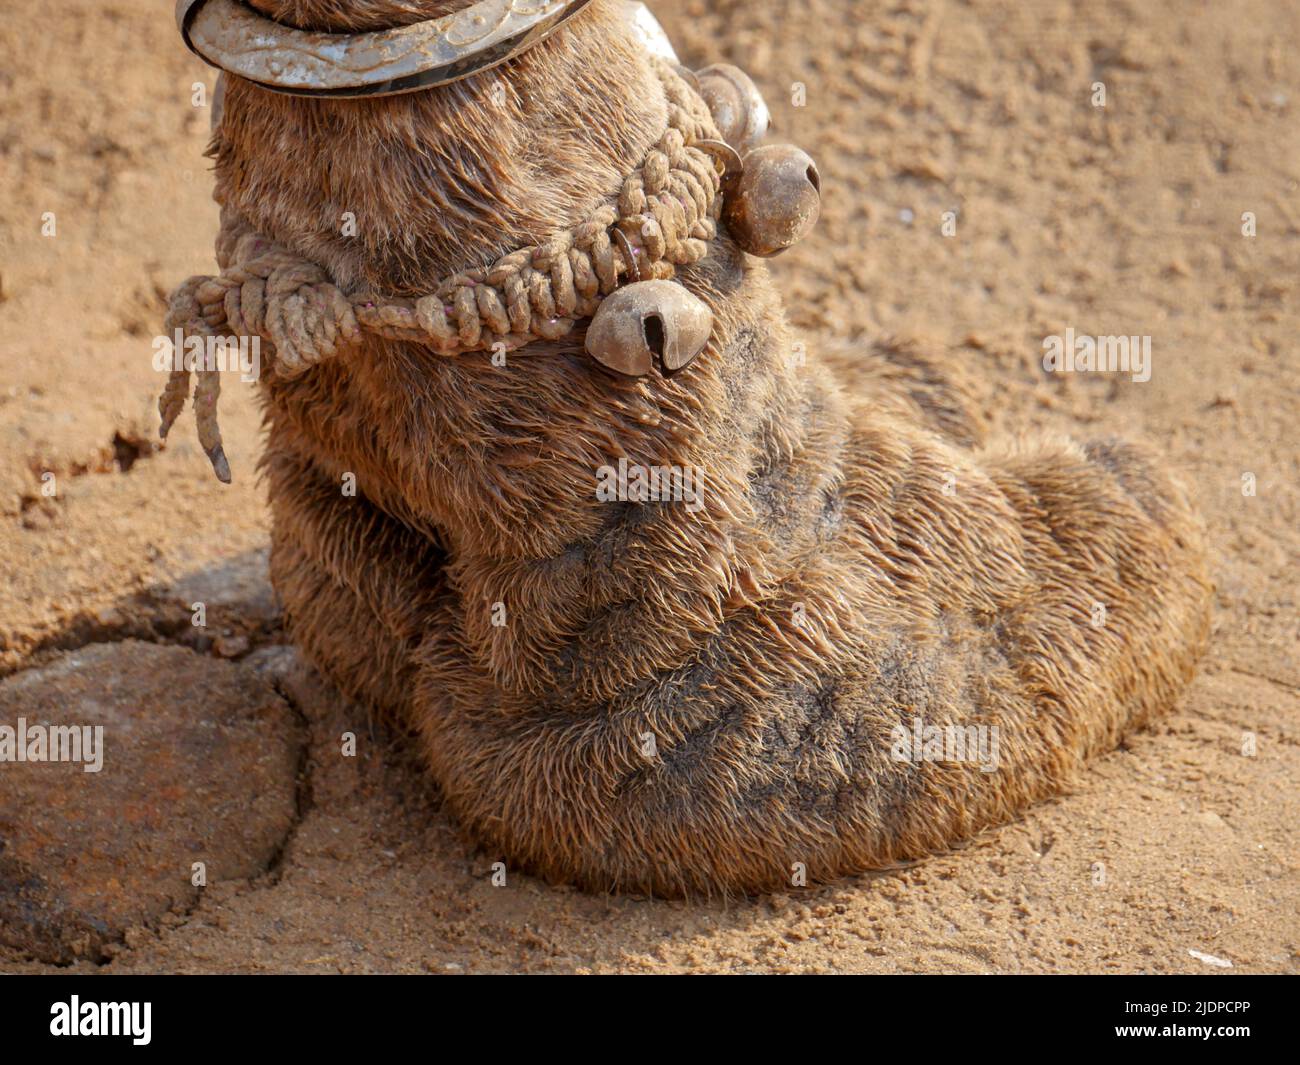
[{"left": 263, "top": 430, "right": 447, "bottom": 719}]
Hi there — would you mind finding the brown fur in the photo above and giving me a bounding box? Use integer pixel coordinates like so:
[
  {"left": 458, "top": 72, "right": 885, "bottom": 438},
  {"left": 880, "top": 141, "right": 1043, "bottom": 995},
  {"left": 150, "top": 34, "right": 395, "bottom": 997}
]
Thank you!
[{"left": 213, "top": 0, "right": 1212, "bottom": 895}]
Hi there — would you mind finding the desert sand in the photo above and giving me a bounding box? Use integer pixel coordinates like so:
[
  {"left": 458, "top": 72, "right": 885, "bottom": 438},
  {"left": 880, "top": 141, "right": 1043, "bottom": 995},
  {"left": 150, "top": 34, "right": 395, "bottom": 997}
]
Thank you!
[{"left": 0, "top": 0, "right": 1295, "bottom": 973}]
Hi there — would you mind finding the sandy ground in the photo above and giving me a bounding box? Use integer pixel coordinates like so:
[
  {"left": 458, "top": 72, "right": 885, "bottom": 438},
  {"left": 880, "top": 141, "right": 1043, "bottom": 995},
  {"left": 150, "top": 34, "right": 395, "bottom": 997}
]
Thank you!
[{"left": 0, "top": 0, "right": 1296, "bottom": 973}]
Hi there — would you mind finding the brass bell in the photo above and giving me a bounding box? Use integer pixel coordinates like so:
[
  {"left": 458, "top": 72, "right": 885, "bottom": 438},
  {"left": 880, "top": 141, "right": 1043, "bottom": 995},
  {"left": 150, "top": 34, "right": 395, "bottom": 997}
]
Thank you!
[
  {"left": 696, "top": 64, "right": 770, "bottom": 155},
  {"left": 722, "top": 144, "right": 821, "bottom": 258},
  {"left": 585, "top": 280, "right": 713, "bottom": 377}
]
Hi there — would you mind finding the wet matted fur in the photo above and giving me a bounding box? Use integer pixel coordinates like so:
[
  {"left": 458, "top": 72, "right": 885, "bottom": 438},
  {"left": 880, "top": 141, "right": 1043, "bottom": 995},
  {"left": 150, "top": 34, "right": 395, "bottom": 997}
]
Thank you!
[{"left": 211, "top": 0, "right": 1212, "bottom": 895}]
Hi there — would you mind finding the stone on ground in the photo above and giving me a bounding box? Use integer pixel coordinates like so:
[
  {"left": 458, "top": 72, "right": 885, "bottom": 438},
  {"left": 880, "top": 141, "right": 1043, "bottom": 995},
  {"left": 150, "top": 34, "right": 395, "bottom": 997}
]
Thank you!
[{"left": 0, "top": 640, "right": 301, "bottom": 962}]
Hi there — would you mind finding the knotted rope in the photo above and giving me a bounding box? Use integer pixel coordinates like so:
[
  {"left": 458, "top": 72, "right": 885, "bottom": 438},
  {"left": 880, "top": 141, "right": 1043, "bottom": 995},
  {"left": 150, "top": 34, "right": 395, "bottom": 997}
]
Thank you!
[{"left": 160, "top": 59, "right": 724, "bottom": 482}]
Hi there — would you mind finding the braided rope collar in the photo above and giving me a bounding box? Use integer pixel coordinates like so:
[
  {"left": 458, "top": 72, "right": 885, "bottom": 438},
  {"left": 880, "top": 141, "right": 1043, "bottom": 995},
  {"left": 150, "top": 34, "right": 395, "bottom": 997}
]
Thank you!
[{"left": 160, "top": 59, "right": 728, "bottom": 482}]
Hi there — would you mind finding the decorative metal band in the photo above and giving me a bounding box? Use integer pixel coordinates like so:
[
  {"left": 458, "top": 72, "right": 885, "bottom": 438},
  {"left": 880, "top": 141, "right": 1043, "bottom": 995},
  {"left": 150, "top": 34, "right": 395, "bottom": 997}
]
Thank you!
[{"left": 175, "top": 0, "right": 595, "bottom": 98}]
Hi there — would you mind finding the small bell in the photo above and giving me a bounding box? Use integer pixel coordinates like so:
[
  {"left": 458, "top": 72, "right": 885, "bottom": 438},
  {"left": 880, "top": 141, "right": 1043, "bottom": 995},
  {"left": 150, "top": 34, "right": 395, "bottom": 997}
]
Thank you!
[
  {"left": 585, "top": 280, "right": 713, "bottom": 377},
  {"left": 722, "top": 144, "right": 821, "bottom": 258},
  {"left": 696, "top": 64, "right": 771, "bottom": 155}
]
